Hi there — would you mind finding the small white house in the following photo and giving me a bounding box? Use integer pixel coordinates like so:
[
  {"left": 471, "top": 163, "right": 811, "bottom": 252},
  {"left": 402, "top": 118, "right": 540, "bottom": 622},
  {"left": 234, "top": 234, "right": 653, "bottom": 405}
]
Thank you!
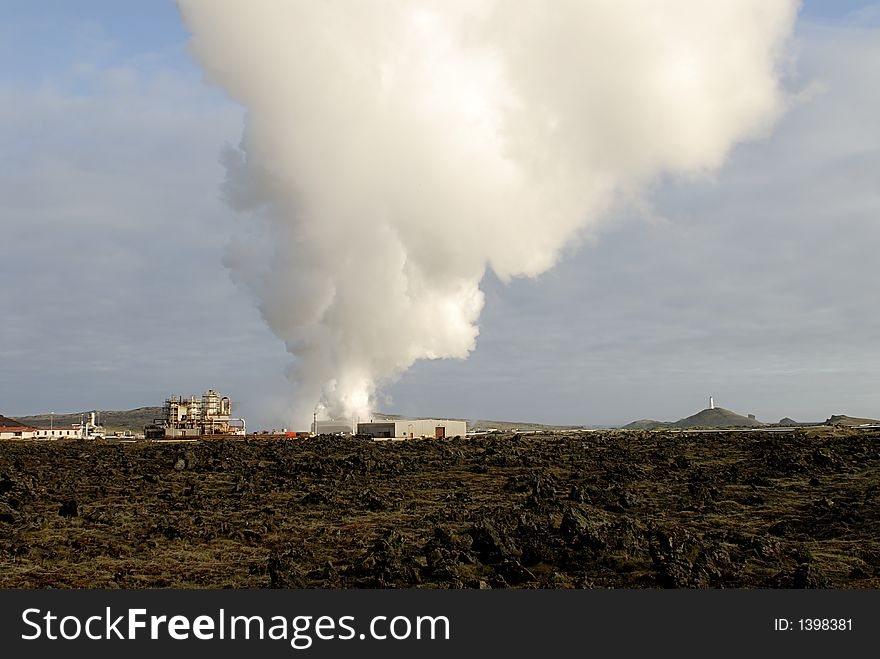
[{"left": 357, "top": 419, "right": 467, "bottom": 439}]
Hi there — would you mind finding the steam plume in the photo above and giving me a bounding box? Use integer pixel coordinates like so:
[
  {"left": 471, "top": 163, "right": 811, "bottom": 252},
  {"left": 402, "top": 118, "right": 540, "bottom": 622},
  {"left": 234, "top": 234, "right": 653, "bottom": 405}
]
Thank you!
[{"left": 178, "top": 1, "right": 798, "bottom": 426}]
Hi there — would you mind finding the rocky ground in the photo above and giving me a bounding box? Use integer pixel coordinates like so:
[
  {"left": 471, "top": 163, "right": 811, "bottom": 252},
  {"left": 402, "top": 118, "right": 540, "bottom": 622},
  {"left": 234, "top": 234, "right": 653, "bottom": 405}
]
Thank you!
[{"left": 1, "top": 428, "right": 878, "bottom": 588}]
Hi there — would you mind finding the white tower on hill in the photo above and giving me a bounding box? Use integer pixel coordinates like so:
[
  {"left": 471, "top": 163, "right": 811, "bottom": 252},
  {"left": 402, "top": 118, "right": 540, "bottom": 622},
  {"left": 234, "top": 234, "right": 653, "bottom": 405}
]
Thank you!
[{"left": 710, "top": 396, "right": 715, "bottom": 410}]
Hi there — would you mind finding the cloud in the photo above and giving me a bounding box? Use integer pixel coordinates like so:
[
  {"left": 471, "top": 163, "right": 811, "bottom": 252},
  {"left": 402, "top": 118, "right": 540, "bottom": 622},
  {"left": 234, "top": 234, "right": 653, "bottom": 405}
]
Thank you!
[
  {"left": 386, "top": 13, "right": 880, "bottom": 425},
  {"left": 180, "top": 0, "right": 798, "bottom": 426}
]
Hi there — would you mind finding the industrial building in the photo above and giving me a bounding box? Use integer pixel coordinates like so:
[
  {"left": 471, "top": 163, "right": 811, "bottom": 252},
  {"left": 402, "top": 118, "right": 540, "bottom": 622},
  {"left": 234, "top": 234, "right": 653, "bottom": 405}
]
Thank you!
[
  {"left": 0, "top": 412, "right": 104, "bottom": 440},
  {"left": 0, "top": 415, "right": 37, "bottom": 440},
  {"left": 356, "top": 419, "right": 467, "bottom": 439},
  {"left": 311, "top": 419, "right": 354, "bottom": 435},
  {"left": 144, "top": 390, "right": 245, "bottom": 439}
]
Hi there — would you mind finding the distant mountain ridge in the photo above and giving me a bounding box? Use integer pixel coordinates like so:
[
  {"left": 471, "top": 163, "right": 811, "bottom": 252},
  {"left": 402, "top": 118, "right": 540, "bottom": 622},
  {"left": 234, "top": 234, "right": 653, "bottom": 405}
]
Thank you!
[
  {"left": 13, "top": 407, "right": 162, "bottom": 432},
  {"left": 0, "top": 414, "right": 33, "bottom": 428},
  {"left": 825, "top": 414, "right": 880, "bottom": 426},
  {"left": 623, "top": 419, "right": 674, "bottom": 430}
]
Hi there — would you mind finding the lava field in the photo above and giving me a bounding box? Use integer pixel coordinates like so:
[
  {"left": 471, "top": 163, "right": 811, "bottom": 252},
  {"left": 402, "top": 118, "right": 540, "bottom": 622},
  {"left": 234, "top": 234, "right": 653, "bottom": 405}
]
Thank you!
[{"left": 1, "top": 428, "right": 878, "bottom": 588}]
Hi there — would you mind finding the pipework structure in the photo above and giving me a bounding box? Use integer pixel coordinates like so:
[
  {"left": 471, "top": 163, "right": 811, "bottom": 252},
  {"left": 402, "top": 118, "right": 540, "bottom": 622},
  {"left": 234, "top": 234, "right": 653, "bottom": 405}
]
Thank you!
[
  {"left": 145, "top": 389, "right": 246, "bottom": 439},
  {"left": 76, "top": 412, "right": 104, "bottom": 439}
]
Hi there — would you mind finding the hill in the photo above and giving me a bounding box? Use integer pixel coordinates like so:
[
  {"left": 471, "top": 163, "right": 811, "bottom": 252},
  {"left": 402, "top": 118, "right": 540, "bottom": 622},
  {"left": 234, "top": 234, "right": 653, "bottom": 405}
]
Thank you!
[
  {"left": 0, "top": 414, "right": 35, "bottom": 428},
  {"left": 624, "top": 407, "right": 763, "bottom": 430},
  {"left": 673, "top": 407, "right": 763, "bottom": 428},
  {"left": 825, "top": 414, "right": 880, "bottom": 427},
  {"left": 13, "top": 407, "right": 162, "bottom": 432},
  {"left": 777, "top": 417, "right": 824, "bottom": 427},
  {"left": 622, "top": 419, "right": 674, "bottom": 430}
]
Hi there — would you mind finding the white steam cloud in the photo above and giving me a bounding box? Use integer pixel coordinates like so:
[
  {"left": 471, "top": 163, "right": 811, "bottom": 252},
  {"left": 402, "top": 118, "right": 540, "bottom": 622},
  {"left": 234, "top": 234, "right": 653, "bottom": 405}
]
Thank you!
[{"left": 178, "top": 0, "right": 798, "bottom": 427}]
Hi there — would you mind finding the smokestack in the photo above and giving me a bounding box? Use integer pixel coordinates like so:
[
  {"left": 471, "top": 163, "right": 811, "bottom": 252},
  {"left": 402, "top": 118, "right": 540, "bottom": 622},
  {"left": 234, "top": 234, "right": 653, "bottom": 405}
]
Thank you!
[{"left": 179, "top": 0, "right": 798, "bottom": 427}]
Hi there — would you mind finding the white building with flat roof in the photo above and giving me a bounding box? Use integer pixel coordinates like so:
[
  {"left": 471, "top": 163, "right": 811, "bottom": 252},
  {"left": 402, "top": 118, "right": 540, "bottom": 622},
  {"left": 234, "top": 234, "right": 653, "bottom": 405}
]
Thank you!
[
  {"left": 0, "top": 424, "right": 79, "bottom": 440},
  {"left": 357, "top": 419, "right": 467, "bottom": 439}
]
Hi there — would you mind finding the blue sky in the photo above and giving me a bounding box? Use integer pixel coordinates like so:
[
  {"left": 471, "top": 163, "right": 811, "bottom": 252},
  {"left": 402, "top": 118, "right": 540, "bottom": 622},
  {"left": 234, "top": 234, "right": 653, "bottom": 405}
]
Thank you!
[{"left": 2, "top": 1, "right": 879, "bottom": 427}]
